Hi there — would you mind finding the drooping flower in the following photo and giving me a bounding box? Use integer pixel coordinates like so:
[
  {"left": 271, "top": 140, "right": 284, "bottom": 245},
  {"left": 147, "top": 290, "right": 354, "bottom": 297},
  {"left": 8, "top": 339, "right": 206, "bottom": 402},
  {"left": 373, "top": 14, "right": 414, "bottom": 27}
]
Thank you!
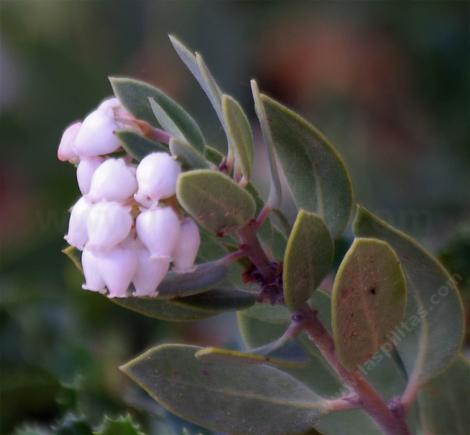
[
  {"left": 87, "top": 158, "right": 137, "bottom": 202},
  {"left": 81, "top": 245, "right": 106, "bottom": 293},
  {"left": 136, "top": 206, "right": 181, "bottom": 259},
  {"left": 64, "top": 196, "right": 93, "bottom": 250},
  {"left": 172, "top": 217, "right": 200, "bottom": 273},
  {"left": 86, "top": 201, "right": 133, "bottom": 251},
  {"left": 134, "top": 152, "right": 181, "bottom": 207},
  {"left": 73, "top": 97, "right": 131, "bottom": 157},
  {"left": 57, "top": 121, "right": 81, "bottom": 164},
  {"left": 95, "top": 237, "right": 137, "bottom": 298},
  {"left": 76, "top": 156, "right": 104, "bottom": 195},
  {"left": 133, "top": 240, "right": 170, "bottom": 296}
]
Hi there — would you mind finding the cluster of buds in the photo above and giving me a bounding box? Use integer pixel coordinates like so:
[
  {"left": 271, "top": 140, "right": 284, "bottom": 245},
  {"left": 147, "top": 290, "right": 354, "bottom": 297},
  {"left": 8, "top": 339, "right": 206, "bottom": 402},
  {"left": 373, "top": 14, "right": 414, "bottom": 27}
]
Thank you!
[{"left": 58, "top": 97, "right": 200, "bottom": 298}]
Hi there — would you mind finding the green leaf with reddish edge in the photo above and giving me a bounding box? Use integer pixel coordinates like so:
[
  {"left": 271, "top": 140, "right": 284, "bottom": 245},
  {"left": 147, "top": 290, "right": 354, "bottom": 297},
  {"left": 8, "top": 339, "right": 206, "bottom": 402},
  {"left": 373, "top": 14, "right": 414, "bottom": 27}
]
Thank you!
[
  {"left": 113, "top": 288, "right": 254, "bottom": 322},
  {"left": 121, "top": 344, "right": 329, "bottom": 435},
  {"left": 117, "top": 131, "right": 167, "bottom": 161},
  {"left": 169, "top": 137, "right": 210, "bottom": 170},
  {"left": 169, "top": 35, "right": 224, "bottom": 127},
  {"left": 222, "top": 94, "right": 254, "bottom": 181},
  {"left": 284, "top": 210, "right": 334, "bottom": 310},
  {"left": 354, "top": 206, "right": 465, "bottom": 389},
  {"left": 110, "top": 77, "right": 205, "bottom": 152},
  {"left": 177, "top": 169, "right": 256, "bottom": 234},
  {"left": 418, "top": 355, "right": 470, "bottom": 434},
  {"left": 148, "top": 97, "right": 205, "bottom": 153},
  {"left": 251, "top": 80, "right": 282, "bottom": 208},
  {"left": 260, "top": 93, "right": 353, "bottom": 237},
  {"left": 332, "top": 237, "right": 407, "bottom": 370}
]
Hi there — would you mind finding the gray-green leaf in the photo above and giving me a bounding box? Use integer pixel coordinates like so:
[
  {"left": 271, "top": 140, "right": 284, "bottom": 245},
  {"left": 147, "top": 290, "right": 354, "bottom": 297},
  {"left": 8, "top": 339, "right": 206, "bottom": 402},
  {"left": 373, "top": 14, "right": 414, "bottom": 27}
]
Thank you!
[
  {"left": 260, "top": 93, "right": 353, "bottom": 237},
  {"left": 284, "top": 210, "right": 334, "bottom": 310},
  {"left": 332, "top": 238, "right": 407, "bottom": 370},
  {"left": 117, "top": 131, "right": 166, "bottom": 161},
  {"left": 354, "top": 206, "right": 464, "bottom": 387},
  {"left": 121, "top": 344, "right": 329, "bottom": 435},
  {"left": 177, "top": 170, "right": 256, "bottom": 234},
  {"left": 110, "top": 77, "right": 205, "bottom": 152},
  {"left": 169, "top": 137, "right": 210, "bottom": 170},
  {"left": 222, "top": 94, "right": 254, "bottom": 181}
]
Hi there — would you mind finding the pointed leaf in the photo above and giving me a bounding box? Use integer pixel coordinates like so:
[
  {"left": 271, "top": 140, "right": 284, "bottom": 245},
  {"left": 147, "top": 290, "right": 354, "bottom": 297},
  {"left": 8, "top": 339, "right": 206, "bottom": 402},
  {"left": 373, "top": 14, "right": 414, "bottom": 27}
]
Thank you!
[
  {"left": 62, "top": 246, "right": 82, "bottom": 273},
  {"left": 418, "top": 355, "right": 470, "bottom": 434},
  {"left": 251, "top": 80, "right": 282, "bottom": 208},
  {"left": 204, "top": 145, "right": 224, "bottom": 166},
  {"left": 169, "top": 35, "right": 224, "bottom": 126},
  {"left": 121, "top": 344, "right": 329, "bottom": 435},
  {"left": 177, "top": 170, "right": 256, "bottom": 234},
  {"left": 113, "top": 288, "right": 254, "bottom": 322},
  {"left": 169, "top": 137, "right": 210, "bottom": 169},
  {"left": 110, "top": 77, "right": 205, "bottom": 152},
  {"left": 222, "top": 94, "right": 254, "bottom": 180},
  {"left": 260, "top": 94, "right": 353, "bottom": 237},
  {"left": 354, "top": 206, "right": 464, "bottom": 387},
  {"left": 93, "top": 415, "right": 145, "bottom": 435},
  {"left": 332, "top": 238, "right": 407, "bottom": 370},
  {"left": 148, "top": 97, "right": 205, "bottom": 153},
  {"left": 284, "top": 210, "right": 334, "bottom": 310},
  {"left": 117, "top": 131, "right": 166, "bottom": 161}
]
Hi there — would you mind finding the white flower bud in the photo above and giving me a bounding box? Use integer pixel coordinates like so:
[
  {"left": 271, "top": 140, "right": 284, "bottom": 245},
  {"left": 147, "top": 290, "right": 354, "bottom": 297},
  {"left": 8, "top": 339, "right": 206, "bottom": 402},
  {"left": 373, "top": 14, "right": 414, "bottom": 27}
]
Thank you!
[
  {"left": 135, "top": 152, "right": 181, "bottom": 207},
  {"left": 57, "top": 121, "right": 81, "bottom": 163},
  {"left": 172, "top": 218, "right": 200, "bottom": 273},
  {"left": 136, "top": 206, "right": 181, "bottom": 259},
  {"left": 64, "top": 196, "right": 92, "bottom": 250},
  {"left": 87, "top": 201, "right": 132, "bottom": 251},
  {"left": 95, "top": 238, "right": 137, "bottom": 298},
  {"left": 81, "top": 246, "right": 106, "bottom": 293},
  {"left": 76, "top": 157, "right": 104, "bottom": 195},
  {"left": 88, "top": 158, "right": 137, "bottom": 202},
  {"left": 74, "top": 102, "right": 122, "bottom": 157},
  {"left": 133, "top": 241, "right": 170, "bottom": 296}
]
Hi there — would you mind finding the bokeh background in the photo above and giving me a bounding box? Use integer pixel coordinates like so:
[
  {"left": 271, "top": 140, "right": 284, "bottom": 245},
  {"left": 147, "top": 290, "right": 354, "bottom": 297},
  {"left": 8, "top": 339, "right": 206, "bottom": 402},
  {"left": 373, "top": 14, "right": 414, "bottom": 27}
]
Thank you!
[{"left": 1, "top": 1, "right": 469, "bottom": 434}]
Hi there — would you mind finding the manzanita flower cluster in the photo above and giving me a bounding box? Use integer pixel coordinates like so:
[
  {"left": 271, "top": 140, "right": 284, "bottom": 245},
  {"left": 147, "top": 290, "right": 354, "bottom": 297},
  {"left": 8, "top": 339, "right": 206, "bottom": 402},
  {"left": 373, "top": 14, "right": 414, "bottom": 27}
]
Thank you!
[{"left": 58, "top": 97, "right": 200, "bottom": 298}]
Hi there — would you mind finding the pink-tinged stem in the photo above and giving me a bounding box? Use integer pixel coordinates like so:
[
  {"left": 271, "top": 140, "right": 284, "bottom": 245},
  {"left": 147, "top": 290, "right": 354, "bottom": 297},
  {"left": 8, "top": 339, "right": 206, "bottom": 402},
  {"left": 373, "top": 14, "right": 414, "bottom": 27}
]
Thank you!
[
  {"left": 255, "top": 205, "right": 272, "bottom": 230},
  {"left": 300, "top": 305, "right": 411, "bottom": 435},
  {"left": 400, "top": 376, "right": 420, "bottom": 412}
]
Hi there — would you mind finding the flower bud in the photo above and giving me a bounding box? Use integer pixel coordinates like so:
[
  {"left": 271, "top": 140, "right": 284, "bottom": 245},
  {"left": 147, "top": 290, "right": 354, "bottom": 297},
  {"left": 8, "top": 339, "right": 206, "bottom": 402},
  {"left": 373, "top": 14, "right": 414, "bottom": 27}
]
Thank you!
[
  {"left": 135, "top": 152, "right": 181, "bottom": 207},
  {"left": 57, "top": 122, "right": 81, "bottom": 163},
  {"left": 74, "top": 100, "right": 124, "bottom": 157},
  {"left": 64, "top": 196, "right": 92, "bottom": 250},
  {"left": 87, "top": 201, "right": 132, "bottom": 251},
  {"left": 172, "top": 218, "right": 200, "bottom": 273},
  {"left": 95, "top": 238, "right": 137, "bottom": 298},
  {"left": 133, "top": 241, "right": 170, "bottom": 296},
  {"left": 77, "top": 157, "right": 104, "bottom": 195},
  {"left": 136, "top": 206, "right": 181, "bottom": 259},
  {"left": 81, "top": 246, "right": 106, "bottom": 293},
  {"left": 88, "top": 158, "right": 137, "bottom": 202}
]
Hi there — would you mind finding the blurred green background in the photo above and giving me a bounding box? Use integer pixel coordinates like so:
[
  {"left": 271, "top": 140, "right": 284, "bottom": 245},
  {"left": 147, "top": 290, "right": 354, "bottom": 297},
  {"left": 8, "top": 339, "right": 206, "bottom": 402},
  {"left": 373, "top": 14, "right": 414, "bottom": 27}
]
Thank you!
[{"left": 1, "top": 1, "right": 469, "bottom": 434}]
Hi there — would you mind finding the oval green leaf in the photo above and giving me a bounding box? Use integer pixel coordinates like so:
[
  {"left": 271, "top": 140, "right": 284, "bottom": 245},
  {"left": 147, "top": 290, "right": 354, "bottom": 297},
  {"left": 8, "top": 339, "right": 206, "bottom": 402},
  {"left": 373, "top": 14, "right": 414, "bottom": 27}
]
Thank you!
[
  {"left": 284, "top": 210, "right": 334, "bottom": 310},
  {"left": 117, "top": 131, "right": 166, "bottom": 161},
  {"left": 222, "top": 94, "right": 254, "bottom": 181},
  {"left": 110, "top": 77, "right": 205, "bottom": 152},
  {"left": 169, "top": 137, "right": 210, "bottom": 170},
  {"left": 332, "top": 237, "right": 407, "bottom": 370},
  {"left": 177, "top": 170, "right": 256, "bottom": 234},
  {"left": 260, "top": 94, "right": 353, "bottom": 237},
  {"left": 121, "top": 344, "right": 329, "bottom": 435},
  {"left": 354, "top": 206, "right": 464, "bottom": 388}
]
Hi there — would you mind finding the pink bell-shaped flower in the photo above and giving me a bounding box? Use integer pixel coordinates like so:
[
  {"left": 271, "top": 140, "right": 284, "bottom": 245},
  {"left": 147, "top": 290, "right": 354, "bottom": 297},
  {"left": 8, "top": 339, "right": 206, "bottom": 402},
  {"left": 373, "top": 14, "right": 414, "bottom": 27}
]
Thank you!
[
  {"left": 64, "top": 196, "right": 93, "bottom": 250},
  {"left": 132, "top": 240, "right": 170, "bottom": 296},
  {"left": 76, "top": 156, "right": 104, "bottom": 195},
  {"left": 86, "top": 201, "right": 132, "bottom": 251},
  {"left": 81, "top": 245, "right": 106, "bottom": 293},
  {"left": 95, "top": 238, "right": 138, "bottom": 298},
  {"left": 136, "top": 206, "right": 181, "bottom": 259},
  {"left": 172, "top": 217, "right": 200, "bottom": 273},
  {"left": 57, "top": 121, "right": 81, "bottom": 164},
  {"left": 134, "top": 152, "right": 181, "bottom": 207},
  {"left": 87, "top": 158, "right": 137, "bottom": 202}
]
